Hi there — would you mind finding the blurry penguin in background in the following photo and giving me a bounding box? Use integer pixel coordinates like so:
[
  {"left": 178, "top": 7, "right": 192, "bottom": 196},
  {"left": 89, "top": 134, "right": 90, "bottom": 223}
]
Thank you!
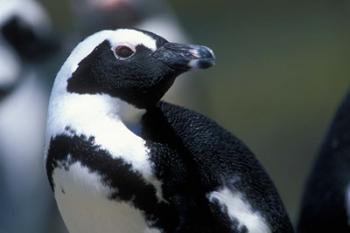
[
  {"left": 297, "top": 90, "right": 350, "bottom": 233},
  {"left": 0, "top": 0, "right": 61, "bottom": 232},
  {"left": 69, "top": 0, "right": 194, "bottom": 105}
]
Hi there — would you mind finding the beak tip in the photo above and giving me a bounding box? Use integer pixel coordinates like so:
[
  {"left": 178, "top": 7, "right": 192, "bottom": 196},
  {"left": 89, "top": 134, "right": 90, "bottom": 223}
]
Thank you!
[
  {"left": 205, "top": 46, "right": 216, "bottom": 60},
  {"left": 188, "top": 45, "right": 216, "bottom": 69}
]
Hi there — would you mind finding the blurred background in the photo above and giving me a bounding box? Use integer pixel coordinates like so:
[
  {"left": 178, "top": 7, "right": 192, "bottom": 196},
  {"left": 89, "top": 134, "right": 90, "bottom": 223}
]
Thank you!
[{"left": 1, "top": 0, "right": 349, "bottom": 232}]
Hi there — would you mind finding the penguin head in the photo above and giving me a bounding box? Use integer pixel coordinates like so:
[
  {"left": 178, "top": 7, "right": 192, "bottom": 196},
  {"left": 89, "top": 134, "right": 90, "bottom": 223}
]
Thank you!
[
  {"left": 0, "top": 0, "right": 60, "bottom": 63},
  {"left": 62, "top": 28, "right": 215, "bottom": 108}
]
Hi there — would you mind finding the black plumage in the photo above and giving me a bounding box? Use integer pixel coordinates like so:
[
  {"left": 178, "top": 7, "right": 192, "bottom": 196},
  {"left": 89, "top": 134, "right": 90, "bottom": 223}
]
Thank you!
[
  {"left": 142, "top": 101, "right": 294, "bottom": 233},
  {"left": 47, "top": 100, "right": 294, "bottom": 233}
]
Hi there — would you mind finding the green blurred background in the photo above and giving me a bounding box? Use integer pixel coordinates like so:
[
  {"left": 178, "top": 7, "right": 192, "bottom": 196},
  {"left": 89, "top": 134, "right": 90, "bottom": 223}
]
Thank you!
[{"left": 41, "top": 0, "right": 349, "bottom": 223}]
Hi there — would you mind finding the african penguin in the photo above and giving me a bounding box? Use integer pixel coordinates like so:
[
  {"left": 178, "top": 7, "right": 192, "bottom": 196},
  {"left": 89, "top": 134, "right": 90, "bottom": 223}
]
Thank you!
[
  {"left": 0, "top": 0, "right": 61, "bottom": 233},
  {"left": 297, "top": 90, "right": 350, "bottom": 233},
  {"left": 45, "top": 28, "right": 294, "bottom": 233}
]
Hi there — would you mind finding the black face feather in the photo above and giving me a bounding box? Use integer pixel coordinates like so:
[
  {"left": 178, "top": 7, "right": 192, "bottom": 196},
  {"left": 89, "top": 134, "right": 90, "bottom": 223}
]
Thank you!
[{"left": 67, "top": 39, "right": 178, "bottom": 109}]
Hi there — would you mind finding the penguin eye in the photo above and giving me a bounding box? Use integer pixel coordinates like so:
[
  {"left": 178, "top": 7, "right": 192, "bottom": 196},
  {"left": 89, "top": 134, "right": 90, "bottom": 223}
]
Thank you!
[{"left": 114, "top": 45, "right": 135, "bottom": 59}]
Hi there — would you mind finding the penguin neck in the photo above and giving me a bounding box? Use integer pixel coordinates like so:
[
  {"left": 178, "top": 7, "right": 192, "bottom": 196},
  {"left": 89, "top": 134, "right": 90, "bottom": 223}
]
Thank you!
[{"left": 47, "top": 90, "right": 145, "bottom": 141}]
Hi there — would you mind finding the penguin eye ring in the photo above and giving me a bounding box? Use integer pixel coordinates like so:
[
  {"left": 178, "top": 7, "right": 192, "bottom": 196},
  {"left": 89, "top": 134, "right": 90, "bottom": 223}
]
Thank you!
[{"left": 114, "top": 45, "right": 135, "bottom": 59}]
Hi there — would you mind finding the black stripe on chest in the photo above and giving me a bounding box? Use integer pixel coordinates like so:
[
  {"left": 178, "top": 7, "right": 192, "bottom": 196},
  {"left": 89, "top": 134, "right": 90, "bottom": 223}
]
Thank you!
[{"left": 46, "top": 132, "right": 177, "bottom": 232}]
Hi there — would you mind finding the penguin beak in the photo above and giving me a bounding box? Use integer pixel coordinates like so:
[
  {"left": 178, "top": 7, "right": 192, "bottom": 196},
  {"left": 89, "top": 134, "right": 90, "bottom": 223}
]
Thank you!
[{"left": 153, "top": 42, "right": 215, "bottom": 72}]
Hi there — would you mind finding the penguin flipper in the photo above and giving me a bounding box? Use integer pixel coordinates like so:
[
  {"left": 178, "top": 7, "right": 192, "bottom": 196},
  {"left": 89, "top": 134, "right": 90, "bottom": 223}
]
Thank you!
[{"left": 146, "top": 101, "right": 293, "bottom": 233}]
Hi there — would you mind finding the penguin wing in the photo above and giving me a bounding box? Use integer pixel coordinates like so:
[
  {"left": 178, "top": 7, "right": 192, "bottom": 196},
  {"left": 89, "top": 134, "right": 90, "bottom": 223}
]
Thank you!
[{"left": 144, "top": 101, "right": 293, "bottom": 233}]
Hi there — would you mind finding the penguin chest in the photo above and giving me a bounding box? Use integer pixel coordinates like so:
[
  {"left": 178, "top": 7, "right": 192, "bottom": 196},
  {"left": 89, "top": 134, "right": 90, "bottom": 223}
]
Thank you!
[
  {"left": 47, "top": 130, "right": 167, "bottom": 233},
  {"left": 52, "top": 160, "right": 162, "bottom": 233}
]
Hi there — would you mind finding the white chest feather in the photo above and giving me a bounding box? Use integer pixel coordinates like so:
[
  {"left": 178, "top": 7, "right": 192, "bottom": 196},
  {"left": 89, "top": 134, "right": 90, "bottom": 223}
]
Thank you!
[
  {"left": 47, "top": 93, "right": 164, "bottom": 199},
  {"left": 53, "top": 161, "right": 161, "bottom": 233}
]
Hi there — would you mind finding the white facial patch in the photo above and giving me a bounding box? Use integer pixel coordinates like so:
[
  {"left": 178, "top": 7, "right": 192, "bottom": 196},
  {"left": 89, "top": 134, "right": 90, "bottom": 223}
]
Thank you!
[
  {"left": 53, "top": 160, "right": 162, "bottom": 233},
  {"left": 108, "top": 29, "right": 157, "bottom": 52},
  {"left": 208, "top": 187, "right": 271, "bottom": 233}
]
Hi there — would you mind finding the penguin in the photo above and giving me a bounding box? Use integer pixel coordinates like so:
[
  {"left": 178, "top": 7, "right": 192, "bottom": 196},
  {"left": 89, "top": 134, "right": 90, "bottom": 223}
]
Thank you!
[
  {"left": 45, "top": 28, "right": 294, "bottom": 233},
  {"left": 0, "top": 1, "right": 61, "bottom": 233},
  {"left": 297, "top": 90, "right": 350, "bottom": 233}
]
